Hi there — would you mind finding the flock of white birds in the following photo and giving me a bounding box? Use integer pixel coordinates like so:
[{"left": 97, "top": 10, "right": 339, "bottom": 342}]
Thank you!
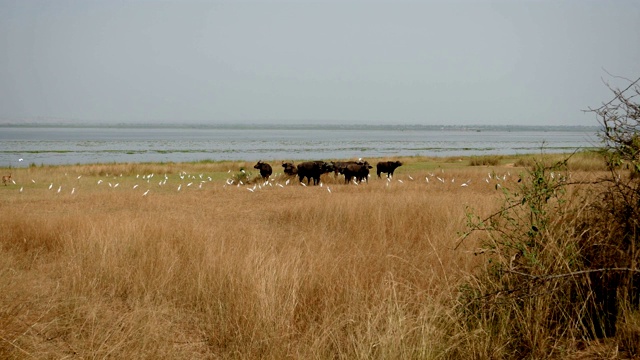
[{"left": 4, "top": 163, "right": 518, "bottom": 197}]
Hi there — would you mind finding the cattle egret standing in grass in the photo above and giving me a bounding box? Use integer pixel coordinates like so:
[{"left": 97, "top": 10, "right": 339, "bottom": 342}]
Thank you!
[
  {"left": 177, "top": 184, "right": 182, "bottom": 191},
  {"left": 49, "top": 183, "right": 53, "bottom": 190},
  {"left": 425, "top": 177, "right": 429, "bottom": 183},
  {"left": 57, "top": 186, "right": 62, "bottom": 193},
  {"left": 408, "top": 175, "right": 414, "bottom": 180},
  {"left": 71, "top": 187, "right": 75, "bottom": 194},
  {"left": 19, "top": 186, "right": 23, "bottom": 193},
  {"left": 143, "top": 189, "right": 150, "bottom": 196},
  {"left": 133, "top": 184, "right": 139, "bottom": 189}
]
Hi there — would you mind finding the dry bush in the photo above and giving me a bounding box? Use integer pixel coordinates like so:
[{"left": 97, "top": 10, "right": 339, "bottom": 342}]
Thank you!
[
  {"left": 455, "top": 159, "right": 640, "bottom": 358},
  {"left": 469, "top": 155, "right": 503, "bottom": 166}
]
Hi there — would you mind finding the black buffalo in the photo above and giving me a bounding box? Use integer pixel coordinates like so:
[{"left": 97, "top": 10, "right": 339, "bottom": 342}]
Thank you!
[
  {"left": 376, "top": 161, "right": 403, "bottom": 178},
  {"left": 297, "top": 161, "right": 334, "bottom": 185},
  {"left": 340, "top": 162, "right": 373, "bottom": 184},
  {"left": 332, "top": 160, "right": 365, "bottom": 176},
  {"left": 254, "top": 160, "right": 273, "bottom": 180},
  {"left": 282, "top": 162, "right": 298, "bottom": 176}
]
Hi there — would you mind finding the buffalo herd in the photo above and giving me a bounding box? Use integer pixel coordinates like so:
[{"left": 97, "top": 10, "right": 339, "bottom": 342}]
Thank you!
[{"left": 252, "top": 160, "right": 403, "bottom": 185}]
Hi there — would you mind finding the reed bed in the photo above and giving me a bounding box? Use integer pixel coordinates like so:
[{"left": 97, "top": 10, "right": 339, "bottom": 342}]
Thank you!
[{"left": 0, "top": 156, "right": 629, "bottom": 358}]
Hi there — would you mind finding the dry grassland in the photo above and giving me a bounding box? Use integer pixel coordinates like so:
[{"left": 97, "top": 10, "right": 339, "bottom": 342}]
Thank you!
[{"left": 0, "top": 156, "right": 605, "bottom": 359}]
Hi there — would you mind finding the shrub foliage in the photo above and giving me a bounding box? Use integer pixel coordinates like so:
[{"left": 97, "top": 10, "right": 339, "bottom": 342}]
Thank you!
[{"left": 456, "top": 76, "right": 640, "bottom": 358}]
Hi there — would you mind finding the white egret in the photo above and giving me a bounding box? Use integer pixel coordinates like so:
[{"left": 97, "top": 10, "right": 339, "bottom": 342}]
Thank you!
[{"left": 143, "top": 189, "right": 150, "bottom": 196}]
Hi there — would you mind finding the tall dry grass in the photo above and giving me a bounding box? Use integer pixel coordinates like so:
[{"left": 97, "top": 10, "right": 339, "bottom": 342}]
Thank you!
[{"left": 0, "top": 159, "right": 597, "bottom": 358}]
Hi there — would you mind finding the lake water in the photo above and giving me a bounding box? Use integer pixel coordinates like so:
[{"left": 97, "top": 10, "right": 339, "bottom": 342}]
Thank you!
[{"left": 0, "top": 124, "right": 600, "bottom": 167}]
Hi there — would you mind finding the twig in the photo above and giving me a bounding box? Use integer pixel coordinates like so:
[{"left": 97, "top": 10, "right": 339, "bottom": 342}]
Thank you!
[{"left": 507, "top": 267, "right": 640, "bottom": 281}]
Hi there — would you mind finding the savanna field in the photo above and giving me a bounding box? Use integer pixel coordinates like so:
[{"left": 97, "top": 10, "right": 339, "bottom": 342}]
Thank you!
[{"left": 2, "top": 153, "right": 637, "bottom": 359}]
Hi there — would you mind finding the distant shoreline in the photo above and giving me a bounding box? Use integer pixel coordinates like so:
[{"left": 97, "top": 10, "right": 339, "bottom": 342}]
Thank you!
[{"left": 0, "top": 122, "right": 600, "bottom": 132}]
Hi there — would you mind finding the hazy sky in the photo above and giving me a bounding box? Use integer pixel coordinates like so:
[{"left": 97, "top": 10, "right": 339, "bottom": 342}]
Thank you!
[{"left": 1, "top": 0, "right": 638, "bottom": 126}]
